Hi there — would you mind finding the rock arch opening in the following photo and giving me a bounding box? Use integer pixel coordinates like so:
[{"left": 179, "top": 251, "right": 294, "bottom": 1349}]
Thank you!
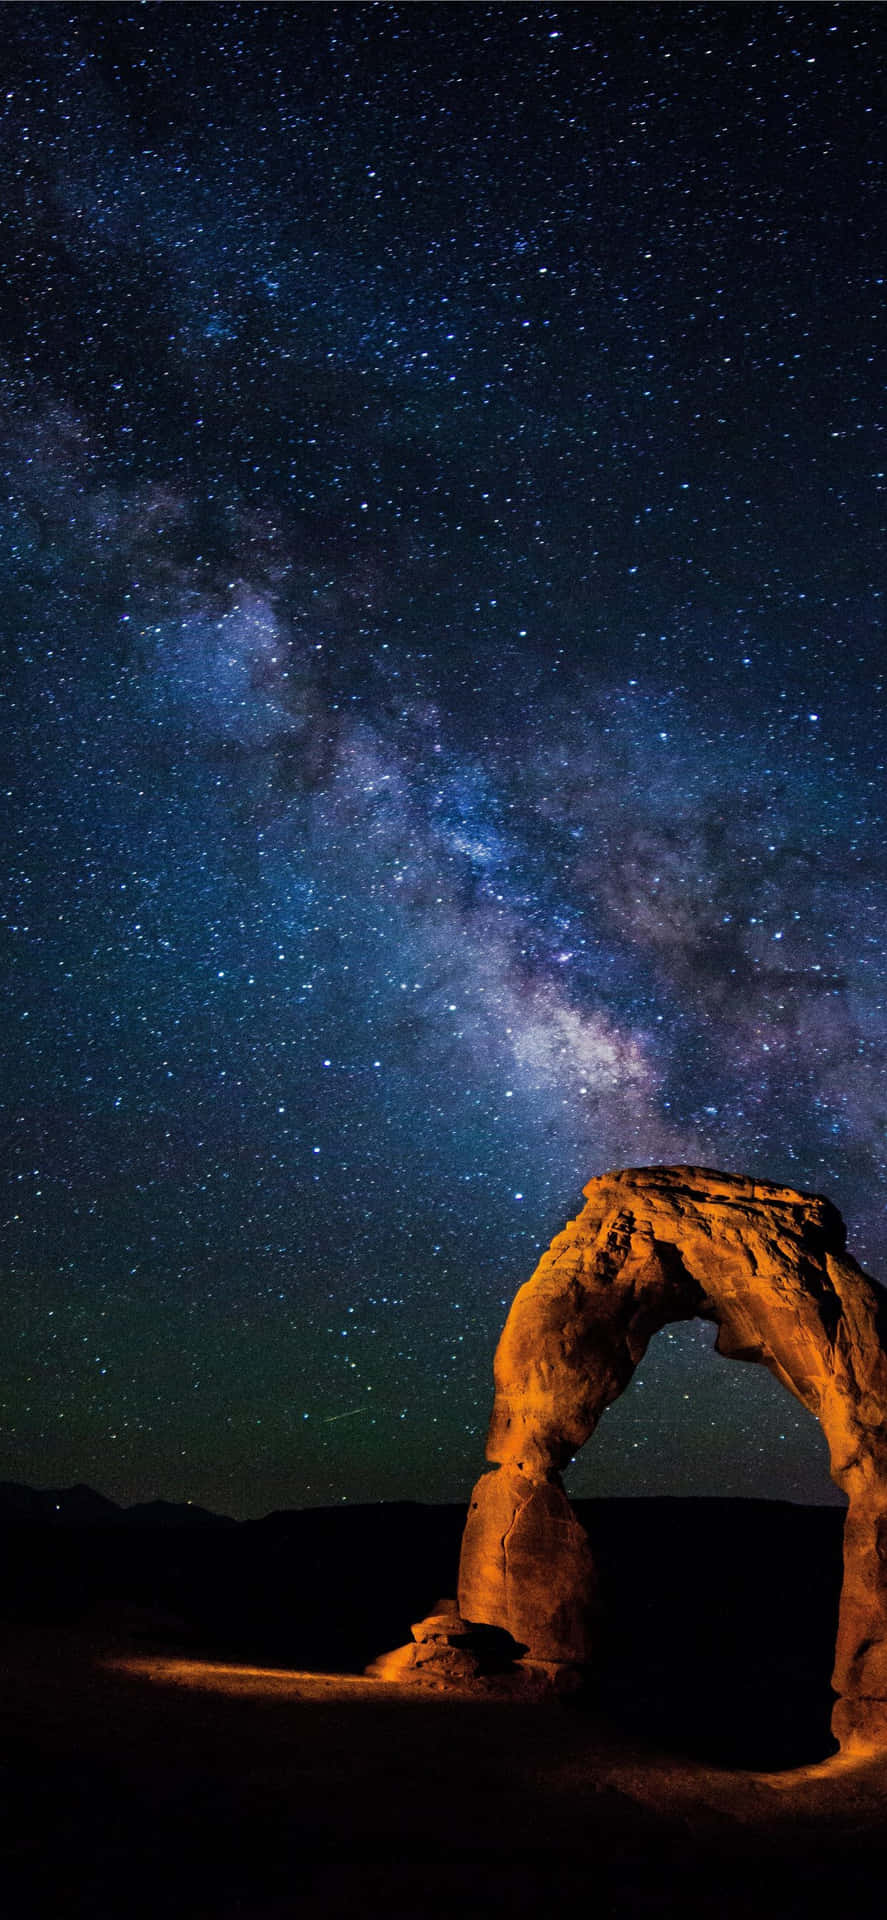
[
  {"left": 457, "top": 1166, "right": 887, "bottom": 1751},
  {"left": 561, "top": 1315, "right": 844, "bottom": 1503},
  {"left": 563, "top": 1318, "right": 846, "bottom": 1766}
]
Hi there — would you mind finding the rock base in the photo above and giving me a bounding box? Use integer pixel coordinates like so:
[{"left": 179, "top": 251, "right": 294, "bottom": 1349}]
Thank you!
[
  {"left": 831, "top": 1696, "right": 887, "bottom": 1753},
  {"left": 365, "top": 1598, "right": 584, "bottom": 1694}
]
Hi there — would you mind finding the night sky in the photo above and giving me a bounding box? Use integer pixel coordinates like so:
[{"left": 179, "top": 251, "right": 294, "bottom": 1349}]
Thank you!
[{"left": 3, "top": 3, "right": 885, "bottom": 1516}]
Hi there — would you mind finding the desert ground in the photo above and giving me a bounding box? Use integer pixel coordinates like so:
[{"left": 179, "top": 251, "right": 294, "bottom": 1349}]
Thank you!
[
  {"left": 4, "top": 1624, "right": 887, "bottom": 1920},
  {"left": 3, "top": 1496, "right": 887, "bottom": 1917}
]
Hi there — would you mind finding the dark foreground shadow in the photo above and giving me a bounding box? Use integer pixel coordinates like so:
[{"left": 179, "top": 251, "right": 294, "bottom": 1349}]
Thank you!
[{"left": 574, "top": 1498, "right": 846, "bottom": 1770}]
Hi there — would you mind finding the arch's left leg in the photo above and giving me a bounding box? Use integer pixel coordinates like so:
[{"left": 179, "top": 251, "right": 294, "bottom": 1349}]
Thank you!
[{"left": 458, "top": 1464, "right": 597, "bottom": 1662}]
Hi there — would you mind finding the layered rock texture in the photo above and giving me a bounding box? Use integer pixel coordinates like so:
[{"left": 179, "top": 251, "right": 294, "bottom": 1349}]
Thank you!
[
  {"left": 365, "top": 1598, "right": 524, "bottom": 1688},
  {"left": 457, "top": 1166, "right": 887, "bottom": 1749}
]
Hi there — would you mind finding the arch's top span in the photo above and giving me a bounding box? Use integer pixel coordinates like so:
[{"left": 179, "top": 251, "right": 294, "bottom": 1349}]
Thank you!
[
  {"left": 485, "top": 1165, "right": 887, "bottom": 1489},
  {"left": 457, "top": 1166, "right": 887, "bottom": 1749}
]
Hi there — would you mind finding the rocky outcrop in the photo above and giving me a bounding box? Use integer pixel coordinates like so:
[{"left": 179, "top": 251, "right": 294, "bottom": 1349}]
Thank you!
[
  {"left": 365, "top": 1598, "right": 520, "bottom": 1687},
  {"left": 457, "top": 1166, "right": 887, "bottom": 1749}
]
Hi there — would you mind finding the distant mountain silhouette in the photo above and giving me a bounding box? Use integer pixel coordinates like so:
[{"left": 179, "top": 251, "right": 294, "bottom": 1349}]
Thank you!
[
  {"left": 0, "top": 1482, "right": 234, "bottom": 1528},
  {"left": 0, "top": 1481, "right": 123, "bottom": 1526},
  {"left": 120, "top": 1499, "right": 238, "bottom": 1530}
]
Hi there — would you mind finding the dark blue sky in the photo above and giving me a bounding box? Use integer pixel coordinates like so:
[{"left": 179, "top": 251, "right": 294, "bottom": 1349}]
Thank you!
[{"left": 2, "top": 3, "right": 884, "bottom": 1514}]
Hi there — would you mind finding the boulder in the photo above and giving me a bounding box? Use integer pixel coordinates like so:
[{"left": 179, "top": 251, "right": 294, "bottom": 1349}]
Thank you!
[
  {"left": 367, "top": 1603, "right": 528, "bottom": 1688},
  {"left": 412, "top": 1642, "right": 481, "bottom": 1678},
  {"left": 410, "top": 1612, "right": 476, "bottom": 1643}
]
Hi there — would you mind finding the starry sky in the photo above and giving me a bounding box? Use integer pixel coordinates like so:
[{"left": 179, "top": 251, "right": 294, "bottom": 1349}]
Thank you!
[{"left": 2, "top": 2, "right": 885, "bottom": 1516}]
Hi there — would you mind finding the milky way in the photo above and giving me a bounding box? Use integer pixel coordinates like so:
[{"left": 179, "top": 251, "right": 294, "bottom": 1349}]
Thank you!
[{"left": 2, "top": 5, "right": 885, "bottom": 1513}]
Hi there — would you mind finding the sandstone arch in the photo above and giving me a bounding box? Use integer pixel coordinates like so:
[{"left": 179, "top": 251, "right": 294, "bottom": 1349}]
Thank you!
[{"left": 458, "top": 1166, "right": 887, "bottom": 1749}]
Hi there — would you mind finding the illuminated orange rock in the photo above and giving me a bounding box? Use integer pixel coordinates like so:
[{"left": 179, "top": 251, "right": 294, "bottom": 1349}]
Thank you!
[
  {"left": 365, "top": 1600, "right": 507, "bottom": 1685},
  {"left": 457, "top": 1166, "right": 887, "bottom": 1749},
  {"left": 459, "top": 1466, "right": 597, "bottom": 1663}
]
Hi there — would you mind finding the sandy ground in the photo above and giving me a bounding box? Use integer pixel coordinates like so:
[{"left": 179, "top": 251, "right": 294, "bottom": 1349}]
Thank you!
[{"left": 3, "top": 1625, "right": 887, "bottom": 1918}]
